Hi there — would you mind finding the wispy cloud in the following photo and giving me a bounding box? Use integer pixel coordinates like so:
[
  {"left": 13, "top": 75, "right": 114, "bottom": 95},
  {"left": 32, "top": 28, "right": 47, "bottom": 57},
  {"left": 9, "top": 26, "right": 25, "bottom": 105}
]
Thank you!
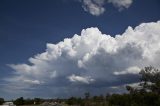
[{"left": 108, "top": 0, "right": 133, "bottom": 10}]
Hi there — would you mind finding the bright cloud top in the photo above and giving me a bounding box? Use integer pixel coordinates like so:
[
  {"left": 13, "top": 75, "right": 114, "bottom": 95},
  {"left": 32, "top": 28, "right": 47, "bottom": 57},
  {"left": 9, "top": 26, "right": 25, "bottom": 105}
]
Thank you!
[
  {"left": 79, "top": 0, "right": 133, "bottom": 16},
  {"left": 7, "top": 21, "right": 160, "bottom": 97}
]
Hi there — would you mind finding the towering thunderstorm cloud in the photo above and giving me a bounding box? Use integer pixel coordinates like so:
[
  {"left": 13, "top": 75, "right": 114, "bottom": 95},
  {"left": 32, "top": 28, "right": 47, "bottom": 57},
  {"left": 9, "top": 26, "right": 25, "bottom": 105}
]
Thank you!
[
  {"left": 5, "top": 21, "right": 160, "bottom": 97},
  {"left": 79, "top": 0, "right": 133, "bottom": 16}
]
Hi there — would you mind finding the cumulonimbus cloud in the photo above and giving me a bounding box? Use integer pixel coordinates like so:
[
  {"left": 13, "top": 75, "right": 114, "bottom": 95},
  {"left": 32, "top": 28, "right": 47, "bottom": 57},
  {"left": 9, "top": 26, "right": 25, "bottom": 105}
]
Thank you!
[
  {"left": 79, "top": 0, "right": 133, "bottom": 16},
  {"left": 6, "top": 21, "right": 160, "bottom": 97}
]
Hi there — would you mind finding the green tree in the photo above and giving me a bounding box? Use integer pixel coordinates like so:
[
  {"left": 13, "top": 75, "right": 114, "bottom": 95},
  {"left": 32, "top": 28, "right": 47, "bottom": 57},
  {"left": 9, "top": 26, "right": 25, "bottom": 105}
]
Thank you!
[
  {"left": 34, "top": 98, "right": 42, "bottom": 104},
  {"left": 0, "top": 98, "right": 4, "bottom": 105},
  {"left": 14, "top": 97, "right": 24, "bottom": 105},
  {"left": 123, "top": 66, "right": 160, "bottom": 106},
  {"left": 139, "top": 66, "right": 160, "bottom": 94},
  {"left": 84, "top": 92, "right": 90, "bottom": 100},
  {"left": 24, "top": 98, "right": 34, "bottom": 105}
]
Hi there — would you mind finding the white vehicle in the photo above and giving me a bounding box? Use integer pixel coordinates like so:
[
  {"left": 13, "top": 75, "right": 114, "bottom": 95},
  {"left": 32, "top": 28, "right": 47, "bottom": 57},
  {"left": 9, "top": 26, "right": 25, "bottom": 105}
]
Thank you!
[{"left": 1, "top": 102, "right": 16, "bottom": 106}]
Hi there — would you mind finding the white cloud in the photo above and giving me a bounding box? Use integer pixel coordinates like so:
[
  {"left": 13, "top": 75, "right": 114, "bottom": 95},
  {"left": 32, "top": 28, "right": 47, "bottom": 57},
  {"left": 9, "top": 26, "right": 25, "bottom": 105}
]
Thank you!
[
  {"left": 23, "top": 79, "right": 41, "bottom": 85},
  {"left": 81, "top": 0, "right": 106, "bottom": 16},
  {"left": 50, "top": 71, "right": 57, "bottom": 79},
  {"left": 108, "top": 0, "right": 133, "bottom": 10},
  {"left": 68, "top": 74, "right": 94, "bottom": 84},
  {"left": 6, "top": 21, "right": 160, "bottom": 97},
  {"left": 78, "top": 0, "right": 133, "bottom": 16},
  {"left": 114, "top": 66, "right": 140, "bottom": 75}
]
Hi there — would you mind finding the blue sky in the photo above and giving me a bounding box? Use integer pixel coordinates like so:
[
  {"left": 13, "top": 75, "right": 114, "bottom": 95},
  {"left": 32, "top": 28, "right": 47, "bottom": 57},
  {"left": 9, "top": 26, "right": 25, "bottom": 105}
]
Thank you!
[{"left": 0, "top": 0, "right": 160, "bottom": 99}]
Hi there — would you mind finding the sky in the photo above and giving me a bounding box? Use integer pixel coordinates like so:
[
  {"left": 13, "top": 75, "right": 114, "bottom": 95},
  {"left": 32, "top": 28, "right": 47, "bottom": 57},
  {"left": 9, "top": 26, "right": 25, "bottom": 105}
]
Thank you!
[{"left": 0, "top": 0, "right": 160, "bottom": 99}]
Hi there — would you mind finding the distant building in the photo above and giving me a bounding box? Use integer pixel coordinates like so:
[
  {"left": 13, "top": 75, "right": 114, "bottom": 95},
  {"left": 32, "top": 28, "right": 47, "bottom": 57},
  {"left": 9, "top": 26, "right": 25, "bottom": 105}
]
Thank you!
[{"left": 1, "top": 102, "right": 16, "bottom": 106}]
